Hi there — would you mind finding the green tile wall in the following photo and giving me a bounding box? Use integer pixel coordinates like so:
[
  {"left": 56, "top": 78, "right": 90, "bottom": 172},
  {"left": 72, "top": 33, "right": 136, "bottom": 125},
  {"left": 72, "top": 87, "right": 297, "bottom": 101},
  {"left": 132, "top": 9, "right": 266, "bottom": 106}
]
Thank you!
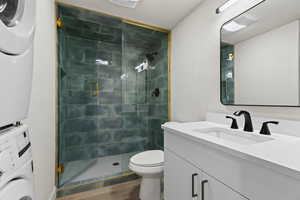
[
  {"left": 58, "top": 4, "right": 168, "bottom": 163},
  {"left": 221, "top": 44, "right": 235, "bottom": 104}
]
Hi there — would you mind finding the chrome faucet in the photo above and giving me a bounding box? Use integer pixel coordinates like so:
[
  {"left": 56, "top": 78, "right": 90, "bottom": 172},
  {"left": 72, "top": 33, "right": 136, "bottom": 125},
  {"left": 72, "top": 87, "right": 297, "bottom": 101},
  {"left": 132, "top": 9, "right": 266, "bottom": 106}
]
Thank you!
[{"left": 233, "top": 110, "right": 253, "bottom": 132}]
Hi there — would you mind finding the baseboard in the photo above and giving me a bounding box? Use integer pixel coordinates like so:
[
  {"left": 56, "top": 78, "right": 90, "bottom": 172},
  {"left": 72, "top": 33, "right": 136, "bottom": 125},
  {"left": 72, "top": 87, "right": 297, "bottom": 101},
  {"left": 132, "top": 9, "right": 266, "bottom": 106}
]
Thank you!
[{"left": 49, "top": 186, "right": 57, "bottom": 200}]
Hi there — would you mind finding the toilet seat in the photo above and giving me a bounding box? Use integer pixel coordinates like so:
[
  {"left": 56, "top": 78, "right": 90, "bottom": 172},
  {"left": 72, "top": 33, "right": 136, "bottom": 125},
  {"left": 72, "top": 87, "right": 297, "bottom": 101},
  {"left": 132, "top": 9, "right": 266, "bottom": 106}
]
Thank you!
[{"left": 130, "top": 150, "right": 164, "bottom": 167}]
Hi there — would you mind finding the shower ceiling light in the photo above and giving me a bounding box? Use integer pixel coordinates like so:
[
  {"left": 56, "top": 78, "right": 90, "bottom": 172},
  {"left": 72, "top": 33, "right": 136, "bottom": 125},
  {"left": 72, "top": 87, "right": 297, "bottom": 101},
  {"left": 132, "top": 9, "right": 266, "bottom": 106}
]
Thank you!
[{"left": 109, "top": 0, "right": 141, "bottom": 8}]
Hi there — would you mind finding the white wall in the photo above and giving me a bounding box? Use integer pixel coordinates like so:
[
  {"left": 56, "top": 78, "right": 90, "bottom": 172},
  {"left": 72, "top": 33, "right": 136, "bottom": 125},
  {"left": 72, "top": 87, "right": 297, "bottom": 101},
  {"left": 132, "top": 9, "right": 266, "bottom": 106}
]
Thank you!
[
  {"left": 234, "top": 20, "right": 300, "bottom": 105},
  {"left": 171, "top": 0, "right": 300, "bottom": 122},
  {"left": 25, "top": 0, "right": 56, "bottom": 199}
]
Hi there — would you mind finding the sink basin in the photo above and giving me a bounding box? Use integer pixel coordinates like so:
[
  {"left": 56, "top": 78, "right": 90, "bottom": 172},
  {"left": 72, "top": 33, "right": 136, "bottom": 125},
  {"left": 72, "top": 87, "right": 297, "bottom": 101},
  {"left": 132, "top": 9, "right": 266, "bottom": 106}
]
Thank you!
[{"left": 194, "top": 127, "right": 274, "bottom": 145}]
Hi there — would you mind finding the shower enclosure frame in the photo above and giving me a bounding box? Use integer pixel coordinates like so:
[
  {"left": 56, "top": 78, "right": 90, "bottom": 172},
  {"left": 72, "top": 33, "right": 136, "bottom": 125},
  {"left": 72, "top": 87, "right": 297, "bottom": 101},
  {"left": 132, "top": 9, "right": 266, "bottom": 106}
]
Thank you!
[{"left": 54, "top": 0, "right": 172, "bottom": 193}]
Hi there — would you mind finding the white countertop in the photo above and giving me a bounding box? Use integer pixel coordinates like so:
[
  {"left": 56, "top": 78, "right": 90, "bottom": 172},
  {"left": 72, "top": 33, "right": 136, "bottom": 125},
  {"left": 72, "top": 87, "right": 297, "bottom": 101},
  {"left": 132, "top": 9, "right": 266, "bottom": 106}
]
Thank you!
[{"left": 162, "top": 121, "right": 300, "bottom": 181}]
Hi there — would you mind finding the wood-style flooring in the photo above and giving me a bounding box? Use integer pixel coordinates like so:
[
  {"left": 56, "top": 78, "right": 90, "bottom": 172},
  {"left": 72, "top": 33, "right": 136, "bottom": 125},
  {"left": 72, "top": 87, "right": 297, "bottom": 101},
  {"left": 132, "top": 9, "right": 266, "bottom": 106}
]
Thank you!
[{"left": 57, "top": 179, "right": 141, "bottom": 200}]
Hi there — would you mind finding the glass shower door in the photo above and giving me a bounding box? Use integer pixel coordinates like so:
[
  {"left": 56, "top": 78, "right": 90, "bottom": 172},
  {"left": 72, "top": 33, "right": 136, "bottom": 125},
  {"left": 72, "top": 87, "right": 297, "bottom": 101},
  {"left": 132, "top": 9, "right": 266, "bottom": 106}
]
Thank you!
[
  {"left": 57, "top": 13, "right": 103, "bottom": 186},
  {"left": 57, "top": 4, "right": 124, "bottom": 187}
]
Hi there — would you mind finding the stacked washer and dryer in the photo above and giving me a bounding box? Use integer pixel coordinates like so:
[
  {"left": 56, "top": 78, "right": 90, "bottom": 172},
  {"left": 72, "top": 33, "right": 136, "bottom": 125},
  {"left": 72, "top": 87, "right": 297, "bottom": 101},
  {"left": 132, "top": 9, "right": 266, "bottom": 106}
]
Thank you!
[{"left": 0, "top": 0, "right": 36, "bottom": 200}]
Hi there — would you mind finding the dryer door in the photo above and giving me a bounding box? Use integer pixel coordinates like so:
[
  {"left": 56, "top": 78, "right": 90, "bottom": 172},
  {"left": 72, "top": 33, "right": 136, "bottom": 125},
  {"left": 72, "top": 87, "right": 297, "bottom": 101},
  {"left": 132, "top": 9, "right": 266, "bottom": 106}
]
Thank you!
[
  {"left": 0, "top": 0, "right": 35, "bottom": 54},
  {"left": 0, "top": 179, "right": 34, "bottom": 200},
  {"left": 0, "top": 0, "right": 22, "bottom": 27}
]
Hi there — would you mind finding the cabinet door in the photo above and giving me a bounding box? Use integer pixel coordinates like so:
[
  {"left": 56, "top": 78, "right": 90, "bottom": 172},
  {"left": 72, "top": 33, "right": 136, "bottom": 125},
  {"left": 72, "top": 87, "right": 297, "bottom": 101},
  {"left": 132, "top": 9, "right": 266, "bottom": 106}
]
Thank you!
[
  {"left": 201, "top": 174, "right": 248, "bottom": 200},
  {"left": 165, "top": 149, "right": 201, "bottom": 200}
]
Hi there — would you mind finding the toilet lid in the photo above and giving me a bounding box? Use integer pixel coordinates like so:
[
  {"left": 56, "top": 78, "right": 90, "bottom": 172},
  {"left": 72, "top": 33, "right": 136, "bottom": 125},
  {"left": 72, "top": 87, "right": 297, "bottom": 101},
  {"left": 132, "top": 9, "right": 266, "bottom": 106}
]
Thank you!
[{"left": 130, "top": 150, "right": 164, "bottom": 167}]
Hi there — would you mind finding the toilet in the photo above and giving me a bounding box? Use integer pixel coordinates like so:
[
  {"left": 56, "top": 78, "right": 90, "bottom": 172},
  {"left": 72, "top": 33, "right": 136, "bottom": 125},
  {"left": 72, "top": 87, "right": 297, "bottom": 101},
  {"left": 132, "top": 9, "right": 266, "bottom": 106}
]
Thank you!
[{"left": 129, "top": 150, "right": 164, "bottom": 200}]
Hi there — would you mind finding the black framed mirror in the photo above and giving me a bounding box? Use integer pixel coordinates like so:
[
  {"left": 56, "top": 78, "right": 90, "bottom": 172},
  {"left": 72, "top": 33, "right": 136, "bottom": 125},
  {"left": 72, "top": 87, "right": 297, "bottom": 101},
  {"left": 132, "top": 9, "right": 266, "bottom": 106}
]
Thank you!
[{"left": 220, "top": 0, "right": 300, "bottom": 107}]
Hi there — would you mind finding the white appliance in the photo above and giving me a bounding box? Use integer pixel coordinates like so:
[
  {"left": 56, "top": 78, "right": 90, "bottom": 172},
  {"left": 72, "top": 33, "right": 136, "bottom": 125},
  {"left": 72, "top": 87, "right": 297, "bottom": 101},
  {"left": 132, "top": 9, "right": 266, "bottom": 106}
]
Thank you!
[
  {"left": 0, "top": 0, "right": 36, "bottom": 127},
  {"left": 0, "top": 0, "right": 36, "bottom": 199},
  {"left": 0, "top": 125, "right": 34, "bottom": 200}
]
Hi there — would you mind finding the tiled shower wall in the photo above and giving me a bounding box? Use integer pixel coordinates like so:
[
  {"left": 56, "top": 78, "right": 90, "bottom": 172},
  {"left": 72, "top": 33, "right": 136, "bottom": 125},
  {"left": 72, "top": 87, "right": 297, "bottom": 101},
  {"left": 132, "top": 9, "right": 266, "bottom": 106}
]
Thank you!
[
  {"left": 148, "top": 35, "right": 169, "bottom": 149},
  {"left": 58, "top": 5, "right": 168, "bottom": 163},
  {"left": 123, "top": 24, "right": 169, "bottom": 150}
]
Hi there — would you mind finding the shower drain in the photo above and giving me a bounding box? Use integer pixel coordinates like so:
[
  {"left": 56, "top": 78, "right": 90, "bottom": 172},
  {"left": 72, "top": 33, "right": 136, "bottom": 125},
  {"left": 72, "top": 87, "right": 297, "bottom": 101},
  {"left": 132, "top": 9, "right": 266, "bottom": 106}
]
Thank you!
[{"left": 112, "top": 162, "right": 120, "bottom": 166}]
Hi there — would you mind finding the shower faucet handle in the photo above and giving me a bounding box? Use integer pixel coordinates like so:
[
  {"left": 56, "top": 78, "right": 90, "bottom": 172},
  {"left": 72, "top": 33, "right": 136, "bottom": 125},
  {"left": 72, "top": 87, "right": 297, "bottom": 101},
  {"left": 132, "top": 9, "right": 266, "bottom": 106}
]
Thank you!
[{"left": 152, "top": 88, "right": 160, "bottom": 97}]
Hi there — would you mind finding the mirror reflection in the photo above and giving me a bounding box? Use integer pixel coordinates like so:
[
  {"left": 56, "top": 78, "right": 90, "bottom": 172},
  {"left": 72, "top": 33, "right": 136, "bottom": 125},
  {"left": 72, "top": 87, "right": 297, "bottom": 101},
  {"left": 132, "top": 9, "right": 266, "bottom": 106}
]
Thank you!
[{"left": 221, "top": 0, "right": 300, "bottom": 106}]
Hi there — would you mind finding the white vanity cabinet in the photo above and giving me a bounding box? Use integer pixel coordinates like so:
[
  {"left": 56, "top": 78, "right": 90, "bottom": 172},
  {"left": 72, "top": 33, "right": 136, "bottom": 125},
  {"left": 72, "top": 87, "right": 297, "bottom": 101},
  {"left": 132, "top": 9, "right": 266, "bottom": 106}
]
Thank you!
[
  {"left": 163, "top": 124, "right": 300, "bottom": 200},
  {"left": 164, "top": 149, "right": 201, "bottom": 200},
  {"left": 165, "top": 149, "right": 248, "bottom": 200},
  {"left": 202, "top": 173, "right": 247, "bottom": 200}
]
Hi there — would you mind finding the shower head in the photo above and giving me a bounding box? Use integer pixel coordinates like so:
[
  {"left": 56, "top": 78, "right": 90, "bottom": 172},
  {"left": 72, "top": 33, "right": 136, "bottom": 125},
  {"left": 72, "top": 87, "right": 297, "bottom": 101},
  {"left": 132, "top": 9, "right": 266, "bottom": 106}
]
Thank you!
[
  {"left": 145, "top": 52, "right": 158, "bottom": 62},
  {"left": 135, "top": 59, "right": 149, "bottom": 73},
  {"left": 134, "top": 52, "right": 158, "bottom": 73}
]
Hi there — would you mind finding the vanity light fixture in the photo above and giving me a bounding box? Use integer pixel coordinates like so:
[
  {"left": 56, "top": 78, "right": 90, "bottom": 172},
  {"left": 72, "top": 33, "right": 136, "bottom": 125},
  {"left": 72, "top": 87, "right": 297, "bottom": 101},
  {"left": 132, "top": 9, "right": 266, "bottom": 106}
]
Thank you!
[
  {"left": 223, "top": 21, "right": 246, "bottom": 32},
  {"left": 216, "top": 0, "right": 240, "bottom": 14},
  {"left": 109, "top": 0, "right": 141, "bottom": 8}
]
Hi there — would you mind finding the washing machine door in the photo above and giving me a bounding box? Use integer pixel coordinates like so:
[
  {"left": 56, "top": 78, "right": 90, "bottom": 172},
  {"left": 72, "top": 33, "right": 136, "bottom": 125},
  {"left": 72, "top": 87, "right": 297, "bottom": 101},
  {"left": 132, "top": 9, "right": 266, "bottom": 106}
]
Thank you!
[
  {"left": 0, "top": 0, "right": 35, "bottom": 55},
  {"left": 0, "top": 179, "right": 34, "bottom": 200}
]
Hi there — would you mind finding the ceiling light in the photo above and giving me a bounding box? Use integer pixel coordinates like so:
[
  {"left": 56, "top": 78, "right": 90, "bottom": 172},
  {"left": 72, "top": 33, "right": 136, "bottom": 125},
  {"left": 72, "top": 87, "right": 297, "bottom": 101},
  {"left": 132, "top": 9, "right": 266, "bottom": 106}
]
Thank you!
[
  {"left": 223, "top": 21, "right": 246, "bottom": 32},
  {"left": 109, "top": 0, "right": 141, "bottom": 8},
  {"left": 235, "top": 14, "right": 258, "bottom": 26},
  {"left": 216, "top": 0, "right": 240, "bottom": 14}
]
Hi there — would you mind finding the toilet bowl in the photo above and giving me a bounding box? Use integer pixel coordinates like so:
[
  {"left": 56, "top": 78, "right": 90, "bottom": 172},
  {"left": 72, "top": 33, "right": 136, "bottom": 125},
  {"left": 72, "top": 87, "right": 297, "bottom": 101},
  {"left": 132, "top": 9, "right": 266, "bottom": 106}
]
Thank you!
[{"left": 129, "top": 150, "right": 164, "bottom": 200}]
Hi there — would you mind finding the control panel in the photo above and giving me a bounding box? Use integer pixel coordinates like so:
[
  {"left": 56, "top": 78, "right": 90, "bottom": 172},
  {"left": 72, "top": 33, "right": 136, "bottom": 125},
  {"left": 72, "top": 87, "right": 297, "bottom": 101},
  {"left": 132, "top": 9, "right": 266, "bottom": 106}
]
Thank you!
[{"left": 0, "top": 125, "right": 31, "bottom": 183}]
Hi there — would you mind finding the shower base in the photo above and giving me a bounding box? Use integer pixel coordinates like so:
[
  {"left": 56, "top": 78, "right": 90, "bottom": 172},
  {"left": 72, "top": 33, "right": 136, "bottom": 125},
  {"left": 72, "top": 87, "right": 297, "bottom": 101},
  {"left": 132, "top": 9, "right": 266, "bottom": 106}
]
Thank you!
[{"left": 59, "top": 152, "right": 138, "bottom": 188}]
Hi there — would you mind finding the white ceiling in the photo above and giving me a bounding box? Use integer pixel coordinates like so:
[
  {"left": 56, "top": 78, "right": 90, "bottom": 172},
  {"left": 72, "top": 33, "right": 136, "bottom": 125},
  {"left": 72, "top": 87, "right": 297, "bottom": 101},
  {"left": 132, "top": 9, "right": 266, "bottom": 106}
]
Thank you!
[
  {"left": 222, "top": 0, "right": 300, "bottom": 44},
  {"left": 57, "top": 0, "right": 205, "bottom": 29}
]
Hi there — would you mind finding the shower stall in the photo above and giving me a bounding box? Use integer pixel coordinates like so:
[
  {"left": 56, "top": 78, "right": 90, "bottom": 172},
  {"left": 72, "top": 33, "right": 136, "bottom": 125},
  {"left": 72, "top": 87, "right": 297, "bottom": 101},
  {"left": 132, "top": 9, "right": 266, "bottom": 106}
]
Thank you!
[{"left": 56, "top": 3, "right": 170, "bottom": 192}]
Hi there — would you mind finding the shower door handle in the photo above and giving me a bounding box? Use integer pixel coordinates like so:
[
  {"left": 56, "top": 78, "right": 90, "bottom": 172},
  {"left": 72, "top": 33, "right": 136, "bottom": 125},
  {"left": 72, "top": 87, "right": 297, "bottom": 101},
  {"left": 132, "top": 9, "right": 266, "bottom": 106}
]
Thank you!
[{"left": 91, "top": 81, "right": 100, "bottom": 96}]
